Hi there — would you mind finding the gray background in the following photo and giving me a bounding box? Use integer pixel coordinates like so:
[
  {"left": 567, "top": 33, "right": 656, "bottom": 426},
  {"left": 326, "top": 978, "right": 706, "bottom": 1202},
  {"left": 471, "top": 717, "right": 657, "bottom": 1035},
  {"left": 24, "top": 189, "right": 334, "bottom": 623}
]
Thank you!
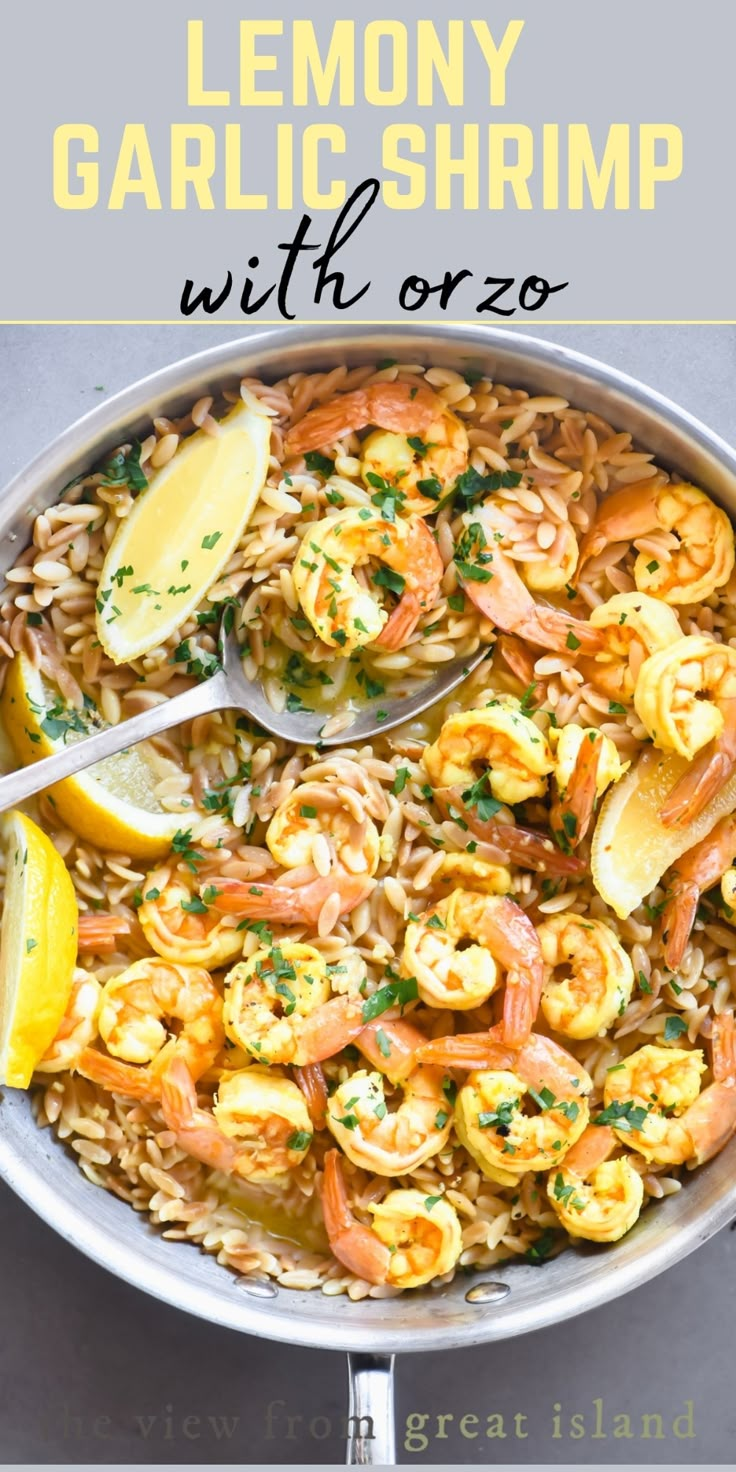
[
  {"left": 2, "top": 1, "right": 735, "bottom": 322},
  {"left": 0, "top": 324, "right": 734, "bottom": 1465}
]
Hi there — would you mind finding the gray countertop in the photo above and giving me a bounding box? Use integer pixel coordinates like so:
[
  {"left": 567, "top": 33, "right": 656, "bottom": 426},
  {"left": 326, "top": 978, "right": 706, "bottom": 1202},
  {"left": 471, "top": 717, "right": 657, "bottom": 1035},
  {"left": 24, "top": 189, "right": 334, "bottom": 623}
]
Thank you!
[{"left": 0, "top": 325, "right": 734, "bottom": 1465}]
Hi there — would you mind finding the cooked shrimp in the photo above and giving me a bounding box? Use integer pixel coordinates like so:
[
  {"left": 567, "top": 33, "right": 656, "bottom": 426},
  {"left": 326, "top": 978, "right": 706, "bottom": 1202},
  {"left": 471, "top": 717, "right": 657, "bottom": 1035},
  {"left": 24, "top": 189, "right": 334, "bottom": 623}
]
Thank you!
[
  {"left": 549, "top": 725, "right": 627, "bottom": 850},
  {"left": 454, "top": 1065, "right": 590, "bottom": 1186},
  {"left": 293, "top": 507, "right": 443, "bottom": 654},
  {"left": 547, "top": 1125, "right": 644, "bottom": 1243},
  {"left": 600, "top": 1042, "right": 725, "bottom": 1165},
  {"left": 209, "top": 869, "right": 375, "bottom": 928},
  {"left": 36, "top": 971, "right": 102, "bottom": 1074},
  {"left": 660, "top": 812, "right": 736, "bottom": 970},
  {"left": 77, "top": 913, "right": 131, "bottom": 954},
  {"left": 538, "top": 915, "right": 635, "bottom": 1040},
  {"left": 721, "top": 867, "right": 736, "bottom": 912},
  {"left": 634, "top": 636, "right": 736, "bottom": 826},
  {"left": 223, "top": 943, "right": 364, "bottom": 1065},
  {"left": 433, "top": 787, "right": 587, "bottom": 878},
  {"left": 402, "top": 890, "right": 544, "bottom": 1046},
  {"left": 424, "top": 698, "right": 554, "bottom": 807},
  {"left": 635, "top": 635, "right": 736, "bottom": 762},
  {"left": 321, "top": 1150, "right": 462, "bottom": 1287},
  {"left": 76, "top": 958, "right": 224, "bottom": 1098},
  {"left": 456, "top": 517, "right": 603, "bottom": 654},
  {"left": 285, "top": 380, "right": 440, "bottom": 456},
  {"left": 266, "top": 782, "right": 379, "bottom": 878},
  {"left": 139, "top": 877, "right": 243, "bottom": 968},
  {"left": 359, "top": 408, "right": 469, "bottom": 513},
  {"left": 579, "top": 481, "right": 735, "bottom": 605},
  {"left": 326, "top": 1064, "right": 452, "bottom": 1175},
  {"left": 432, "top": 852, "right": 512, "bottom": 897},
  {"left": 581, "top": 592, "right": 682, "bottom": 705},
  {"left": 416, "top": 1027, "right": 593, "bottom": 1102},
  {"left": 160, "top": 1057, "right": 313, "bottom": 1182}
]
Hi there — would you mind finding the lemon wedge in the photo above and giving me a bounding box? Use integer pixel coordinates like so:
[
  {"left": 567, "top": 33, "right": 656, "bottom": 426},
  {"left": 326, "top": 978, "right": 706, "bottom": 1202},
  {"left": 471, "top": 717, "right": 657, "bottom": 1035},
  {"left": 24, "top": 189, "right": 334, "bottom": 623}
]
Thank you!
[
  {"left": 0, "top": 810, "right": 77, "bottom": 1087},
  {"left": 591, "top": 747, "right": 736, "bottom": 918},
  {"left": 96, "top": 400, "right": 272, "bottom": 663},
  {"left": 1, "top": 651, "right": 189, "bottom": 860}
]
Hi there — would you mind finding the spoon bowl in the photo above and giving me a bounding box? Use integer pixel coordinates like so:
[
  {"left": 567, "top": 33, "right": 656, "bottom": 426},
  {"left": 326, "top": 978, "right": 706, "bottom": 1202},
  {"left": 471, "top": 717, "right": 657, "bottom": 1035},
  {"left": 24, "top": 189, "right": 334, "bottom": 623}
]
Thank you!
[{"left": 0, "top": 626, "right": 490, "bottom": 817}]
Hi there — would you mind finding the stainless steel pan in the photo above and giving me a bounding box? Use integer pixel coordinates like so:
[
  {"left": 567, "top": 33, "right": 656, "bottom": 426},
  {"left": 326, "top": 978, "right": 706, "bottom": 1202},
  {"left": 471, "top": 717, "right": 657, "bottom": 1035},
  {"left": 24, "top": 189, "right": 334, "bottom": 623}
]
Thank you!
[{"left": 1, "top": 325, "right": 735, "bottom": 1465}]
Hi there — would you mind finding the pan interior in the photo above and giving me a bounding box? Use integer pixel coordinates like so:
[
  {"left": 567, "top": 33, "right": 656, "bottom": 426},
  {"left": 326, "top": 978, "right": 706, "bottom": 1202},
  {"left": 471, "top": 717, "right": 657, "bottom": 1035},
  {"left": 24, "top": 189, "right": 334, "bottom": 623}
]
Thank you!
[{"left": 1, "top": 324, "right": 735, "bottom": 1352}]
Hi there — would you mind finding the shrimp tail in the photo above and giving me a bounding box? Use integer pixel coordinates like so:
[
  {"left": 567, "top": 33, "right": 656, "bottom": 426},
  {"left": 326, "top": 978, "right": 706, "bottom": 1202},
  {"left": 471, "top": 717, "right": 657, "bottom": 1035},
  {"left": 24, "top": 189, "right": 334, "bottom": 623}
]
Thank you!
[
  {"left": 285, "top": 382, "right": 438, "bottom": 456},
  {"left": 414, "top": 1031, "right": 515, "bottom": 1071},
  {"left": 563, "top": 1124, "right": 616, "bottom": 1176},
  {"left": 294, "top": 1063, "right": 329, "bottom": 1132},
  {"left": 551, "top": 732, "right": 604, "bottom": 850},
  {"left": 436, "top": 788, "right": 587, "bottom": 877},
  {"left": 660, "top": 745, "right": 736, "bottom": 828},
  {"left": 356, "top": 1017, "right": 429, "bottom": 1081},
  {"left": 77, "top": 913, "right": 131, "bottom": 954},
  {"left": 320, "top": 1150, "right": 390, "bottom": 1285},
  {"left": 576, "top": 481, "right": 661, "bottom": 577},
  {"left": 293, "top": 995, "right": 366, "bottom": 1065},
  {"left": 661, "top": 881, "right": 700, "bottom": 971},
  {"left": 75, "top": 1047, "right": 159, "bottom": 1101},
  {"left": 502, "top": 972, "right": 539, "bottom": 1049},
  {"left": 374, "top": 591, "right": 422, "bottom": 651},
  {"left": 712, "top": 1011, "right": 736, "bottom": 1085},
  {"left": 209, "top": 873, "right": 374, "bottom": 925}
]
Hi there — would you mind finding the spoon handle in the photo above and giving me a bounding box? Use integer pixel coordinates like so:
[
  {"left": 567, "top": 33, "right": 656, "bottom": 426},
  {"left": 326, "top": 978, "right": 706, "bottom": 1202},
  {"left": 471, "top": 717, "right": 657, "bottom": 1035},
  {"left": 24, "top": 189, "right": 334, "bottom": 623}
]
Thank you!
[{"left": 0, "top": 670, "right": 230, "bottom": 816}]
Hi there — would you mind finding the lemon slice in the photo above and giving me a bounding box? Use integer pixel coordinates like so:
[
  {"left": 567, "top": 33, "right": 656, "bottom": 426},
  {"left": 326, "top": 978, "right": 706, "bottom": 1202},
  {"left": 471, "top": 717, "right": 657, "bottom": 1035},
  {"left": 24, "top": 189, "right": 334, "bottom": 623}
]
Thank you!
[
  {"left": 0, "top": 810, "right": 77, "bottom": 1087},
  {"left": 591, "top": 747, "right": 736, "bottom": 918},
  {"left": 1, "top": 652, "right": 188, "bottom": 860},
  {"left": 96, "top": 400, "right": 272, "bottom": 663}
]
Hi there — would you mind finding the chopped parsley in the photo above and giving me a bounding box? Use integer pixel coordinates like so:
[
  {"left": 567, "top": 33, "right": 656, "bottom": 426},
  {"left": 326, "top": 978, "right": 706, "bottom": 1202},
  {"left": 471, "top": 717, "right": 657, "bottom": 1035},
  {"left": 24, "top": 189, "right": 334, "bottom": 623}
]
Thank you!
[
  {"left": 287, "top": 1130, "right": 313, "bottom": 1152},
  {"left": 372, "top": 566, "right": 406, "bottom": 597},
  {"left": 594, "top": 1100, "right": 649, "bottom": 1132},
  {"left": 525, "top": 1230, "right": 557, "bottom": 1265},
  {"left": 99, "top": 441, "right": 147, "bottom": 493},
  {"left": 304, "top": 451, "right": 335, "bottom": 479},
  {"left": 461, "top": 772, "right": 502, "bottom": 823},
  {"left": 170, "top": 829, "right": 204, "bottom": 872},
  {"left": 361, "top": 975, "right": 419, "bottom": 1022}
]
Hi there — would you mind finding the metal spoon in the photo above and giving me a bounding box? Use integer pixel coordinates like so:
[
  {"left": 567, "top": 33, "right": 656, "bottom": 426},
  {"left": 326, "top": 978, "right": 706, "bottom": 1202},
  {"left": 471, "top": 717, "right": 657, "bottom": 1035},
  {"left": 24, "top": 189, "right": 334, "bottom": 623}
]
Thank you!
[{"left": 0, "top": 628, "right": 490, "bottom": 815}]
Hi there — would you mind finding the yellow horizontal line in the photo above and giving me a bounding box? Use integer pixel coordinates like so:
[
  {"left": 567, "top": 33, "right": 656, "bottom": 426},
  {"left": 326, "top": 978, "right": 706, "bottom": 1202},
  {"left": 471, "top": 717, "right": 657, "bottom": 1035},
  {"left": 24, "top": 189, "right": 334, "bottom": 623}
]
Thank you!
[{"left": 2, "top": 320, "right": 735, "bottom": 327}]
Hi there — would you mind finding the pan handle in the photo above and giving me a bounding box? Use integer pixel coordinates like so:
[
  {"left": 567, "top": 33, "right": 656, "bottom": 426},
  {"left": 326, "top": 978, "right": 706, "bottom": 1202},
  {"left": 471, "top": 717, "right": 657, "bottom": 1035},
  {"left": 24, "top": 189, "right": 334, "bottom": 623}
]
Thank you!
[{"left": 346, "top": 1353, "right": 396, "bottom": 1465}]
